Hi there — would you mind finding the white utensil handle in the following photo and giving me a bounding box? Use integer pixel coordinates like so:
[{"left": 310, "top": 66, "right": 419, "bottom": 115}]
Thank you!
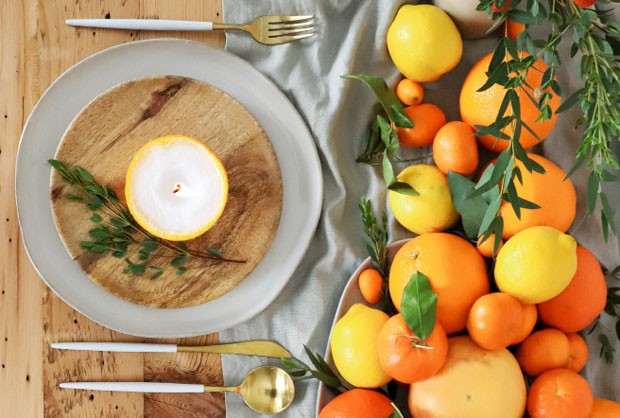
[
  {"left": 51, "top": 342, "right": 177, "bottom": 353},
  {"left": 60, "top": 381, "right": 205, "bottom": 393},
  {"left": 66, "top": 19, "right": 214, "bottom": 31}
]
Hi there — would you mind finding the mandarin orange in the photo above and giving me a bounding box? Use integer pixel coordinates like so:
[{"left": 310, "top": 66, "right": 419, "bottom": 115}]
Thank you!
[
  {"left": 516, "top": 328, "right": 570, "bottom": 376},
  {"left": 527, "top": 369, "right": 594, "bottom": 418},
  {"left": 432, "top": 121, "right": 479, "bottom": 176},
  {"left": 398, "top": 104, "right": 447, "bottom": 147},
  {"left": 319, "top": 388, "right": 395, "bottom": 418}
]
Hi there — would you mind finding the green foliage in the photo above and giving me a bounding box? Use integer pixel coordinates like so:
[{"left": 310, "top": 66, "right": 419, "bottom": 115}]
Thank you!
[
  {"left": 473, "top": 0, "right": 620, "bottom": 241},
  {"left": 401, "top": 272, "right": 438, "bottom": 342},
  {"left": 280, "top": 345, "right": 346, "bottom": 396},
  {"left": 49, "top": 160, "right": 240, "bottom": 279}
]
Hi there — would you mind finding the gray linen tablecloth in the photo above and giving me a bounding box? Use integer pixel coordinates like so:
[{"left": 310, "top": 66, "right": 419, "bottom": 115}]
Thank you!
[{"left": 220, "top": 1, "right": 620, "bottom": 416}]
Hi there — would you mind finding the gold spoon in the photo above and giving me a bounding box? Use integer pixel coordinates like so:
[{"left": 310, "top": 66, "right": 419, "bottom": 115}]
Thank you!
[{"left": 60, "top": 365, "right": 295, "bottom": 415}]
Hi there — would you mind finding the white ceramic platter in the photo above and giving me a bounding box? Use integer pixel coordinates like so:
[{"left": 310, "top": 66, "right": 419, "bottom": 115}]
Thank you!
[
  {"left": 15, "top": 39, "right": 322, "bottom": 338},
  {"left": 315, "top": 239, "right": 409, "bottom": 417}
]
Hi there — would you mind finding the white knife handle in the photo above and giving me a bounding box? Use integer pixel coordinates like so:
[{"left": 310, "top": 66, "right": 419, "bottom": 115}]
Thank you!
[
  {"left": 51, "top": 342, "right": 177, "bottom": 353},
  {"left": 66, "top": 19, "right": 214, "bottom": 31},
  {"left": 60, "top": 382, "right": 205, "bottom": 393}
]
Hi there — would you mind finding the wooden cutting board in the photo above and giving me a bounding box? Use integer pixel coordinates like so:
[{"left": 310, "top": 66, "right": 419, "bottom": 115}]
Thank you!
[{"left": 50, "top": 75, "right": 282, "bottom": 308}]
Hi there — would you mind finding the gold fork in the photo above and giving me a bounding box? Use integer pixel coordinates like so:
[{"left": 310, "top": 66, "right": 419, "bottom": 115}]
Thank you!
[{"left": 66, "top": 15, "right": 315, "bottom": 45}]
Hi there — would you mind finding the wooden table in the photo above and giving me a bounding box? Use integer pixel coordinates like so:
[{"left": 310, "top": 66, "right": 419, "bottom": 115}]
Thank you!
[{"left": 0, "top": 1, "right": 228, "bottom": 416}]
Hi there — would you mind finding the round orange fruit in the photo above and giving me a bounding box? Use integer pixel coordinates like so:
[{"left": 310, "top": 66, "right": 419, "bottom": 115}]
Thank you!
[
  {"left": 377, "top": 315, "right": 448, "bottom": 383},
  {"left": 516, "top": 328, "right": 570, "bottom": 377},
  {"left": 409, "top": 335, "right": 526, "bottom": 418},
  {"left": 500, "top": 153, "right": 576, "bottom": 239},
  {"left": 467, "top": 292, "right": 535, "bottom": 350},
  {"left": 396, "top": 78, "right": 425, "bottom": 106},
  {"left": 565, "top": 332, "right": 588, "bottom": 373},
  {"left": 319, "top": 388, "right": 395, "bottom": 418},
  {"left": 538, "top": 246, "right": 607, "bottom": 333},
  {"left": 527, "top": 369, "right": 594, "bottom": 418},
  {"left": 460, "top": 52, "right": 561, "bottom": 152},
  {"left": 476, "top": 234, "right": 503, "bottom": 258},
  {"left": 590, "top": 398, "right": 620, "bottom": 418},
  {"left": 398, "top": 104, "right": 447, "bottom": 147},
  {"left": 358, "top": 269, "right": 383, "bottom": 305},
  {"left": 389, "top": 233, "right": 489, "bottom": 334},
  {"left": 432, "top": 121, "right": 479, "bottom": 176}
]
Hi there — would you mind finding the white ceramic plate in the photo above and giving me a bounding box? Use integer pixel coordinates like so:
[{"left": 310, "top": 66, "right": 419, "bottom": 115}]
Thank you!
[
  {"left": 15, "top": 39, "right": 322, "bottom": 338},
  {"left": 315, "top": 239, "right": 410, "bottom": 417}
]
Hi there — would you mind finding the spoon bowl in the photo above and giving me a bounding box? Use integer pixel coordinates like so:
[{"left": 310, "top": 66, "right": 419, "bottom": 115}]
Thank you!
[{"left": 235, "top": 365, "right": 295, "bottom": 414}]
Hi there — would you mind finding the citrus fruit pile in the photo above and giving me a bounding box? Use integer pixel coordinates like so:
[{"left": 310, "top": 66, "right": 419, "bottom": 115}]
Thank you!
[{"left": 321, "top": 3, "right": 619, "bottom": 417}]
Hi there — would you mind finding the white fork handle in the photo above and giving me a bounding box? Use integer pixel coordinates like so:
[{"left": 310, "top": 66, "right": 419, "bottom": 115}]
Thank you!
[
  {"left": 60, "top": 381, "right": 205, "bottom": 393},
  {"left": 66, "top": 19, "right": 214, "bottom": 31}
]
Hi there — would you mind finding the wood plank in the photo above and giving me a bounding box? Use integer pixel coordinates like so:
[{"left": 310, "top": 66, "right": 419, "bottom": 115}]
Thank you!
[{"left": 1, "top": 0, "right": 227, "bottom": 417}]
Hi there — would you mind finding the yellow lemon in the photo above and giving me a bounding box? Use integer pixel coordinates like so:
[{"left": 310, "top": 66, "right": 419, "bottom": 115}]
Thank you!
[
  {"left": 331, "top": 304, "right": 391, "bottom": 388},
  {"left": 388, "top": 164, "right": 459, "bottom": 234},
  {"left": 387, "top": 5, "right": 463, "bottom": 82},
  {"left": 125, "top": 135, "right": 228, "bottom": 241},
  {"left": 495, "top": 226, "right": 577, "bottom": 304}
]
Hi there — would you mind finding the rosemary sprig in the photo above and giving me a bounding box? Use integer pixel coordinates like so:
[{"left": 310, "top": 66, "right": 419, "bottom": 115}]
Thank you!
[
  {"left": 359, "top": 196, "right": 398, "bottom": 315},
  {"left": 280, "top": 345, "right": 347, "bottom": 396},
  {"left": 49, "top": 160, "right": 243, "bottom": 278},
  {"left": 473, "top": 0, "right": 620, "bottom": 243}
]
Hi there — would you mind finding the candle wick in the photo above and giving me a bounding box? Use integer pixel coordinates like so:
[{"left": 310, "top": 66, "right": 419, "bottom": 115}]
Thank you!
[{"left": 173, "top": 183, "right": 181, "bottom": 194}]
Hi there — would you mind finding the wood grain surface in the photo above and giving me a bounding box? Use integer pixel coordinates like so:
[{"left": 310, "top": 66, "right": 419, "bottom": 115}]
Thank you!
[
  {"left": 51, "top": 76, "right": 282, "bottom": 308},
  {"left": 0, "top": 1, "right": 234, "bottom": 417}
]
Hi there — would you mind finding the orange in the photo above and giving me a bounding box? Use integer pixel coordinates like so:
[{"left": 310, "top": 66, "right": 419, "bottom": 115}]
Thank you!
[
  {"left": 389, "top": 233, "right": 489, "bottom": 334},
  {"left": 377, "top": 314, "right": 448, "bottom": 383},
  {"left": 516, "top": 328, "right": 570, "bottom": 376},
  {"left": 397, "top": 104, "right": 447, "bottom": 147},
  {"left": 512, "top": 303, "right": 538, "bottom": 344},
  {"left": 565, "top": 332, "right": 588, "bottom": 373},
  {"left": 476, "top": 233, "right": 503, "bottom": 258},
  {"left": 432, "top": 121, "right": 479, "bottom": 176},
  {"left": 358, "top": 269, "right": 383, "bottom": 305},
  {"left": 396, "top": 78, "right": 425, "bottom": 106},
  {"left": 538, "top": 246, "right": 607, "bottom": 332},
  {"left": 590, "top": 398, "right": 620, "bottom": 418},
  {"left": 500, "top": 153, "right": 576, "bottom": 239},
  {"left": 318, "top": 388, "right": 395, "bottom": 418},
  {"left": 467, "top": 292, "right": 535, "bottom": 350},
  {"left": 409, "top": 335, "right": 526, "bottom": 418},
  {"left": 505, "top": 19, "right": 525, "bottom": 41},
  {"left": 460, "top": 52, "right": 561, "bottom": 152},
  {"left": 527, "top": 369, "right": 594, "bottom": 418}
]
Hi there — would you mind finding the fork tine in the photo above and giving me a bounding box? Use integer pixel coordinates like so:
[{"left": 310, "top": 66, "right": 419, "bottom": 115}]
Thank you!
[
  {"left": 269, "top": 20, "right": 314, "bottom": 30},
  {"left": 267, "top": 15, "right": 313, "bottom": 24},
  {"left": 273, "top": 32, "right": 315, "bottom": 44},
  {"left": 269, "top": 27, "right": 314, "bottom": 37}
]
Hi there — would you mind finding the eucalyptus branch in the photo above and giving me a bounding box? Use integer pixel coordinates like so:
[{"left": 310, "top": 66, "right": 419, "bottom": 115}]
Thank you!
[
  {"left": 49, "top": 159, "right": 244, "bottom": 279},
  {"left": 474, "top": 0, "right": 620, "bottom": 243}
]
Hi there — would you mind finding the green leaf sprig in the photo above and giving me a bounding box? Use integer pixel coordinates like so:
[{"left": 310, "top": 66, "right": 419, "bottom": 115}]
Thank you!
[
  {"left": 49, "top": 160, "right": 244, "bottom": 278},
  {"left": 474, "top": 0, "right": 620, "bottom": 242},
  {"left": 401, "top": 271, "right": 438, "bottom": 342},
  {"left": 358, "top": 196, "right": 397, "bottom": 314},
  {"left": 342, "top": 74, "right": 426, "bottom": 196},
  {"left": 280, "top": 345, "right": 347, "bottom": 396}
]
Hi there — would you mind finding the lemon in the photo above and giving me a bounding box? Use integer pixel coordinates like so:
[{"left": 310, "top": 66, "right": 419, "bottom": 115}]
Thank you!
[
  {"left": 495, "top": 226, "right": 577, "bottom": 304},
  {"left": 388, "top": 164, "right": 459, "bottom": 234},
  {"left": 331, "top": 304, "right": 391, "bottom": 388},
  {"left": 387, "top": 5, "right": 463, "bottom": 82},
  {"left": 125, "top": 135, "right": 228, "bottom": 241}
]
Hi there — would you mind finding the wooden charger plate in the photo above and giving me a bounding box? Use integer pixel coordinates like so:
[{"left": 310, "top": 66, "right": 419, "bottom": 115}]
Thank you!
[{"left": 50, "top": 75, "right": 282, "bottom": 308}]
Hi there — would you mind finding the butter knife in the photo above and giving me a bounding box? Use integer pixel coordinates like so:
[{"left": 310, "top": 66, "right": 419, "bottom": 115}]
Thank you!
[{"left": 51, "top": 340, "right": 292, "bottom": 359}]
